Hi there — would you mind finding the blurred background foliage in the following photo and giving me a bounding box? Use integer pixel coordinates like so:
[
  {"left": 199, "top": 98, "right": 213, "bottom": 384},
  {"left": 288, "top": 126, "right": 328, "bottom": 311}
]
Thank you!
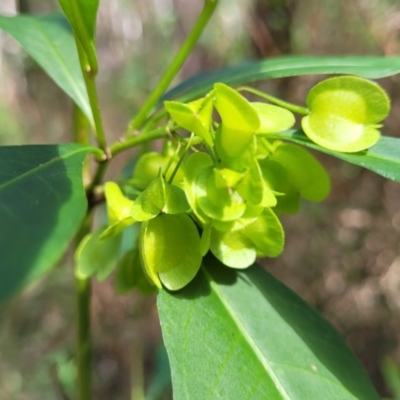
[{"left": 1, "top": 0, "right": 400, "bottom": 399}]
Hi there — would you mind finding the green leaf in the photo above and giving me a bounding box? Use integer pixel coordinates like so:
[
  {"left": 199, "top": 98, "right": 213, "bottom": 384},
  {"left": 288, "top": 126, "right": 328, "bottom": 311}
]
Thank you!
[
  {"left": 0, "top": 13, "right": 92, "bottom": 123},
  {"left": 141, "top": 214, "right": 202, "bottom": 290},
  {"left": 163, "top": 56, "right": 400, "bottom": 102},
  {"left": 302, "top": 76, "right": 390, "bottom": 152},
  {"left": 158, "top": 260, "right": 380, "bottom": 400},
  {"left": 0, "top": 144, "right": 95, "bottom": 303},
  {"left": 271, "top": 130, "right": 400, "bottom": 183},
  {"left": 75, "top": 227, "right": 122, "bottom": 281}
]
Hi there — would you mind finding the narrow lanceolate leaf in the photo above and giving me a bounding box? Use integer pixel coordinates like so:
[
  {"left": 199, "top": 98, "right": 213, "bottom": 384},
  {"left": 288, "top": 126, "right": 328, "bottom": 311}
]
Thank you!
[
  {"left": 0, "top": 13, "right": 92, "bottom": 123},
  {"left": 270, "top": 130, "right": 400, "bottom": 183},
  {"left": 0, "top": 144, "right": 96, "bottom": 304},
  {"left": 158, "top": 259, "right": 380, "bottom": 400},
  {"left": 163, "top": 56, "right": 400, "bottom": 102}
]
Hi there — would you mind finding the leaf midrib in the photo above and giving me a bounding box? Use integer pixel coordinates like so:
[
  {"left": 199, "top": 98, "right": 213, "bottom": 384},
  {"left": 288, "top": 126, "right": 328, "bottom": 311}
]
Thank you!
[
  {"left": 274, "top": 131, "right": 400, "bottom": 166},
  {"left": 0, "top": 146, "right": 91, "bottom": 192},
  {"left": 202, "top": 267, "right": 363, "bottom": 400},
  {"left": 202, "top": 267, "right": 291, "bottom": 400}
]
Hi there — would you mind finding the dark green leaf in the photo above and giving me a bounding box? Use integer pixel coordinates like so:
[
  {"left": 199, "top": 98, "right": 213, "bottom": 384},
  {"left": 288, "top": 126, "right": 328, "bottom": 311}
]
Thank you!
[
  {"left": 270, "top": 130, "right": 400, "bottom": 183},
  {"left": 0, "top": 144, "right": 95, "bottom": 304},
  {"left": 158, "top": 259, "right": 379, "bottom": 400},
  {"left": 0, "top": 13, "right": 92, "bottom": 123},
  {"left": 163, "top": 56, "right": 400, "bottom": 102}
]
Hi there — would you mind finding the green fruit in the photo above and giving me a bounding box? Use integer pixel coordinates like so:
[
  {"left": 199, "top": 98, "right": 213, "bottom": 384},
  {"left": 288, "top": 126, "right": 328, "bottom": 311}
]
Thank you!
[
  {"left": 214, "top": 83, "right": 259, "bottom": 158},
  {"left": 252, "top": 102, "right": 295, "bottom": 134},
  {"left": 131, "top": 152, "right": 184, "bottom": 190},
  {"left": 269, "top": 142, "right": 330, "bottom": 202},
  {"left": 302, "top": 76, "right": 390, "bottom": 152},
  {"left": 196, "top": 167, "right": 246, "bottom": 221},
  {"left": 210, "top": 227, "right": 256, "bottom": 269},
  {"left": 141, "top": 214, "right": 202, "bottom": 290}
]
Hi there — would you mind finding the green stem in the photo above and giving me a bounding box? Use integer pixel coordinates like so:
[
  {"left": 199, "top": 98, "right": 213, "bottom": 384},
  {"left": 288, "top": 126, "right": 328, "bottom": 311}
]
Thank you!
[
  {"left": 139, "top": 110, "right": 169, "bottom": 136},
  {"left": 74, "top": 190, "right": 93, "bottom": 400},
  {"left": 110, "top": 125, "right": 173, "bottom": 157},
  {"left": 206, "top": 143, "right": 219, "bottom": 166},
  {"left": 67, "top": 0, "right": 98, "bottom": 75},
  {"left": 73, "top": 106, "right": 92, "bottom": 187},
  {"left": 72, "top": 103, "right": 93, "bottom": 400},
  {"left": 128, "top": 0, "right": 219, "bottom": 132},
  {"left": 86, "top": 161, "right": 109, "bottom": 195},
  {"left": 237, "top": 86, "right": 309, "bottom": 116},
  {"left": 76, "top": 275, "right": 92, "bottom": 400},
  {"left": 168, "top": 134, "right": 194, "bottom": 183},
  {"left": 75, "top": 38, "right": 108, "bottom": 155},
  {"left": 163, "top": 142, "right": 182, "bottom": 178},
  {"left": 130, "top": 329, "right": 145, "bottom": 400}
]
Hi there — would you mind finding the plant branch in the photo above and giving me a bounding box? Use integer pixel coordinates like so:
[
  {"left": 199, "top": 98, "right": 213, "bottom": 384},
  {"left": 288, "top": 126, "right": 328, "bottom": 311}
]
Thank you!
[
  {"left": 237, "top": 86, "right": 309, "bottom": 115},
  {"left": 110, "top": 125, "right": 174, "bottom": 157},
  {"left": 67, "top": 0, "right": 98, "bottom": 75},
  {"left": 75, "top": 38, "right": 108, "bottom": 155},
  {"left": 127, "top": 0, "right": 219, "bottom": 132},
  {"left": 72, "top": 102, "right": 93, "bottom": 400},
  {"left": 76, "top": 275, "right": 92, "bottom": 400}
]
